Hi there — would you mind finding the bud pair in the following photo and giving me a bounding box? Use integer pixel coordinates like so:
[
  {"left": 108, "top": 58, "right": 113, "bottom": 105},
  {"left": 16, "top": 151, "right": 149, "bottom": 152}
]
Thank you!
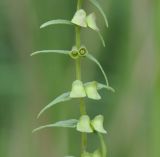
[
  {"left": 70, "top": 80, "right": 101, "bottom": 100},
  {"left": 76, "top": 115, "right": 107, "bottom": 134},
  {"left": 70, "top": 46, "right": 88, "bottom": 59}
]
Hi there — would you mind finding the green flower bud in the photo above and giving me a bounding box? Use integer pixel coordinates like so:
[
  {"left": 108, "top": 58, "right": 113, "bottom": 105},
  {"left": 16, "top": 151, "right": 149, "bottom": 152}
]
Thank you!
[
  {"left": 69, "top": 46, "right": 79, "bottom": 59},
  {"left": 78, "top": 46, "right": 88, "bottom": 57},
  {"left": 92, "top": 150, "right": 101, "bottom": 157},
  {"left": 91, "top": 115, "right": 107, "bottom": 134},
  {"left": 85, "top": 81, "right": 101, "bottom": 100},
  {"left": 87, "top": 13, "right": 99, "bottom": 31},
  {"left": 70, "top": 80, "right": 86, "bottom": 98},
  {"left": 71, "top": 9, "right": 87, "bottom": 27},
  {"left": 77, "top": 115, "right": 93, "bottom": 133}
]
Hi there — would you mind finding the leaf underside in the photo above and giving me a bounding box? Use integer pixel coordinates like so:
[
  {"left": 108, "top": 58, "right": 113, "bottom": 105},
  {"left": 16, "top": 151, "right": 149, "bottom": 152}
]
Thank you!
[
  {"left": 31, "top": 50, "right": 70, "bottom": 56},
  {"left": 33, "top": 119, "right": 78, "bottom": 133},
  {"left": 40, "top": 19, "right": 73, "bottom": 29},
  {"left": 89, "top": 0, "right": 109, "bottom": 28},
  {"left": 97, "top": 31, "right": 105, "bottom": 47},
  {"left": 86, "top": 53, "right": 109, "bottom": 87},
  {"left": 37, "top": 92, "right": 71, "bottom": 118},
  {"left": 97, "top": 83, "right": 115, "bottom": 92}
]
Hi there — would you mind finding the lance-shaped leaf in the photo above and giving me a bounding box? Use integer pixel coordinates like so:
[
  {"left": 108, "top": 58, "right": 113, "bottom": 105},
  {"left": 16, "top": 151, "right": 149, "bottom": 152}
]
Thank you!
[
  {"left": 98, "top": 133, "right": 107, "bottom": 157},
  {"left": 97, "top": 82, "right": 115, "bottom": 92},
  {"left": 86, "top": 53, "right": 109, "bottom": 87},
  {"left": 86, "top": 13, "right": 105, "bottom": 47},
  {"left": 97, "top": 32, "right": 105, "bottom": 47},
  {"left": 40, "top": 19, "right": 73, "bottom": 29},
  {"left": 32, "top": 119, "right": 78, "bottom": 133},
  {"left": 89, "top": 0, "right": 109, "bottom": 28},
  {"left": 37, "top": 92, "right": 71, "bottom": 118},
  {"left": 31, "top": 50, "right": 70, "bottom": 56}
]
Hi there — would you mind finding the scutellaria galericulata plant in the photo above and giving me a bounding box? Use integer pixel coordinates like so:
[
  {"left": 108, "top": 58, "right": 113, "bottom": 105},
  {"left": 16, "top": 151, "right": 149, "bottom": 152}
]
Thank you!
[{"left": 31, "top": 0, "right": 114, "bottom": 157}]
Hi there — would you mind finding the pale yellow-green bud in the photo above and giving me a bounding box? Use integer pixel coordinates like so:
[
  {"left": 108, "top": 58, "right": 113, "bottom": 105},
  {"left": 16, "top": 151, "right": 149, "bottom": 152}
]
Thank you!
[
  {"left": 71, "top": 9, "right": 87, "bottom": 27},
  {"left": 69, "top": 46, "right": 79, "bottom": 59},
  {"left": 70, "top": 80, "right": 86, "bottom": 98},
  {"left": 85, "top": 81, "right": 101, "bottom": 100},
  {"left": 77, "top": 115, "right": 93, "bottom": 133},
  {"left": 91, "top": 115, "right": 107, "bottom": 134},
  {"left": 87, "top": 13, "right": 99, "bottom": 31},
  {"left": 78, "top": 46, "right": 88, "bottom": 57}
]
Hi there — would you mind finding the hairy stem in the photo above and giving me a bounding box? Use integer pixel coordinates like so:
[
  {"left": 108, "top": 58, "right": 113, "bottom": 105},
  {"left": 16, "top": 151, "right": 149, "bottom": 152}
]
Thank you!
[{"left": 75, "top": 0, "right": 87, "bottom": 153}]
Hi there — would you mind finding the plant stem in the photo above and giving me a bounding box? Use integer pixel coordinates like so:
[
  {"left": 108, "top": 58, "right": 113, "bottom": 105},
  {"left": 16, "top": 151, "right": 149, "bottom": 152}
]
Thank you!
[{"left": 75, "top": 0, "right": 87, "bottom": 153}]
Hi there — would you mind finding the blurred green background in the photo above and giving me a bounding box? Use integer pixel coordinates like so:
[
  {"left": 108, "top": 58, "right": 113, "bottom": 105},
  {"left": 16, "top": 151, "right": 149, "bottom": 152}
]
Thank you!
[{"left": 0, "top": 0, "right": 160, "bottom": 157}]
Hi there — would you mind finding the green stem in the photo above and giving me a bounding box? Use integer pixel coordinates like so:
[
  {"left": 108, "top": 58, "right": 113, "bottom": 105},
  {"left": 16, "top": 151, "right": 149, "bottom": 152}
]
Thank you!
[{"left": 75, "top": 0, "right": 87, "bottom": 153}]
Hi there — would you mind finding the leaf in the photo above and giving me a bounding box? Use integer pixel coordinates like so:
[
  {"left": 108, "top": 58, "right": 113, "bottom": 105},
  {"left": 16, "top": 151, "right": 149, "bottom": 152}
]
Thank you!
[
  {"left": 97, "top": 83, "right": 115, "bottom": 92},
  {"left": 40, "top": 19, "right": 73, "bottom": 29},
  {"left": 32, "top": 119, "right": 78, "bottom": 133},
  {"left": 97, "top": 32, "right": 105, "bottom": 47},
  {"left": 98, "top": 133, "right": 107, "bottom": 157},
  {"left": 37, "top": 92, "right": 71, "bottom": 118},
  {"left": 89, "top": 0, "right": 109, "bottom": 28},
  {"left": 30, "top": 50, "right": 70, "bottom": 56},
  {"left": 86, "top": 53, "right": 109, "bottom": 87}
]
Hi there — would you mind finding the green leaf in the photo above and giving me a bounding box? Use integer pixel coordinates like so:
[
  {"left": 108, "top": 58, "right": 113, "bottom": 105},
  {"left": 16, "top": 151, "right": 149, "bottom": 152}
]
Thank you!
[
  {"left": 37, "top": 92, "right": 71, "bottom": 118},
  {"left": 86, "top": 53, "right": 109, "bottom": 87},
  {"left": 89, "top": 0, "right": 109, "bottom": 28},
  {"left": 98, "top": 133, "right": 107, "bottom": 157},
  {"left": 97, "top": 83, "right": 115, "bottom": 92},
  {"left": 97, "top": 32, "right": 105, "bottom": 47},
  {"left": 30, "top": 50, "right": 70, "bottom": 56},
  {"left": 32, "top": 119, "right": 78, "bottom": 133},
  {"left": 40, "top": 19, "right": 73, "bottom": 29}
]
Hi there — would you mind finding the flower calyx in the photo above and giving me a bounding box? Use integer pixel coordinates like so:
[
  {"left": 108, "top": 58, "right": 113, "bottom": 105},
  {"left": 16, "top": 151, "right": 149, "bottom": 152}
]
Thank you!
[
  {"left": 70, "top": 80, "right": 101, "bottom": 100},
  {"left": 70, "top": 80, "right": 86, "bottom": 98},
  {"left": 71, "top": 9, "right": 99, "bottom": 32},
  {"left": 76, "top": 115, "right": 107, "bottom": 134}
]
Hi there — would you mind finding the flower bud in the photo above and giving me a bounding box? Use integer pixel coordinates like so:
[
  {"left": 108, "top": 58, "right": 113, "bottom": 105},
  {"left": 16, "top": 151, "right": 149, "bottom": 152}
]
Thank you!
[
  {"left": 70, "top": 46, "right": 79, "bottom": 59},
  {"left": 70, "top": 80, "right": 86, "bottom": 98},
  {"left": 77, "top": 115, "right": 93, "bottom": 133},
  {"left": 91, "top": 115, "right": 107, "bottom": 134},
  {"left": 71, "top": 9, "right": 87, "bottom": 27},
  {"left": 78, "top": 46, "right": 88, "bottom": 57},
  {"left": 85, "top": 81, "right": 101, "bottom": 100}
]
